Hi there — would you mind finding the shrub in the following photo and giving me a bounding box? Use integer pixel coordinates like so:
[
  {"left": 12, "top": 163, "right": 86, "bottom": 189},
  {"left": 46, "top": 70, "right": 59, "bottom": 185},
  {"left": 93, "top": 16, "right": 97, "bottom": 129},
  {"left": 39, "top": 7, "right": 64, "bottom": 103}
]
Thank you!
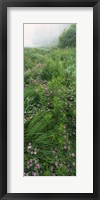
[{"left": 58, "top": 24, "right": 76, "bottom": 48}]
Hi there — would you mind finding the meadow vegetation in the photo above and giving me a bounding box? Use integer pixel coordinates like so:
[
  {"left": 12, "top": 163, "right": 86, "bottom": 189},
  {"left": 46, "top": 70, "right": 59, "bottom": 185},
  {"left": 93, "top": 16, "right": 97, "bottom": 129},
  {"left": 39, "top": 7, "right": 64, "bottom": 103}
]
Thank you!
[{"left": 24, "top": 24, "right": 76, "bottom": 176}]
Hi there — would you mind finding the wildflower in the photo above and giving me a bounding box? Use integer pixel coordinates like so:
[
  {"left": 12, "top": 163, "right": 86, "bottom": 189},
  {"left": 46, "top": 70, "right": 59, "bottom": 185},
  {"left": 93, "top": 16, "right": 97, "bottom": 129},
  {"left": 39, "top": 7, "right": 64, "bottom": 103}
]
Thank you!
[
  {"left": 27, "top": 145, "right": 32, "bottom": 150},
  {"left": 32, "top": 172, "right": 37, "bottom": 176},
  {"left": 72, "top": 162, "right": 75, "bottom": 166},
  {"left": 71, "top": 153, "right": 75, "bottom": 158},
  {"left": 55, "top": 162, "right": 58, "bottom": 167},
  {"left": 45, "top": 87, "right": 48, "bottom": 91},
  {"left": 45, "top": 93, "right": 49, "bottom": 97},
  {"left": 29, "top": 116, "right": 33, "bottom": 119},
  {"left": 27, "top": 143, "right": 32, "bottom": 151},
  {"left": 68, "top": 146, "right": 70, "bottom": 150},
  {"left": 36, "top": 163, "right": 41, "bottom": 169},
  {"left": 31, "top": 151, "right": 34, "bottom": 154},
  {"left": 32, "top": 80, "right": 36, "bottom": 83},
  {"left": 64, "top": 146, "right": 67, "bottom": 150},
  {"left": 34, "top": 151, "right": 37, "bottom": 155},
  {"left": 27, "top": 159, "right": 32, "bottom": 166}
]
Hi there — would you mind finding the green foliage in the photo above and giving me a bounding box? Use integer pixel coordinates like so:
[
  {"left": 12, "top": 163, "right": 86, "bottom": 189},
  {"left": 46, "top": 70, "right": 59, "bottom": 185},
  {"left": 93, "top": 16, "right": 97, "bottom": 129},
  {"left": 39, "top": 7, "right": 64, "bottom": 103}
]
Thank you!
[
  {"left": 24, "top": 30, "right": 76, "bottom": 176},
  {"left": 41, "top": 58, "right": 64, "bottom": 81},
  {"left": 58, "top": 24, "right": 76, "bottom": 48}
]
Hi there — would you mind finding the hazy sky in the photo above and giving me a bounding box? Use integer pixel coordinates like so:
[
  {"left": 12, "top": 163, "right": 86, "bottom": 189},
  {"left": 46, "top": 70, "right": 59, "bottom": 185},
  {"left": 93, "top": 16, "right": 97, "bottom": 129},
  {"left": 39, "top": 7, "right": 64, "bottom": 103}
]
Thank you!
[{"left": 24, "top": 24, "right": 70, "bottom": 47}]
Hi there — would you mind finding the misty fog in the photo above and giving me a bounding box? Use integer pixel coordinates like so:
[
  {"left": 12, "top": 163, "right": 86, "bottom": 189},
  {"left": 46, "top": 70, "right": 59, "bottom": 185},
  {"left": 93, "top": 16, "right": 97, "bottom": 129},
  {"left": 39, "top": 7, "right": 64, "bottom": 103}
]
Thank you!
[{"left": 24, "top": 24, "right": 71, "bottom": 48}]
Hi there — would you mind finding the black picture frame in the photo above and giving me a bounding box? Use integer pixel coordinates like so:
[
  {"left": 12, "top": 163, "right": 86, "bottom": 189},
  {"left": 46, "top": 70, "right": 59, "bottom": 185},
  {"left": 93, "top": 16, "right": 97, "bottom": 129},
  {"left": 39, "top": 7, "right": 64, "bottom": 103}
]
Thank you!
[{"left": 0, "top": 0, "right": 100, "bottom": 199}]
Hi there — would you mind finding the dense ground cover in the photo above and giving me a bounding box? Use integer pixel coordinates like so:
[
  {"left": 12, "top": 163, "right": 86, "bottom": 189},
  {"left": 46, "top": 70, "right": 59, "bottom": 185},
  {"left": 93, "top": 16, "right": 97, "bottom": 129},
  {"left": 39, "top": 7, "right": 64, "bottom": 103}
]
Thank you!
[{"left": 24, "top": 46, "right": 76, "bottom": 176}]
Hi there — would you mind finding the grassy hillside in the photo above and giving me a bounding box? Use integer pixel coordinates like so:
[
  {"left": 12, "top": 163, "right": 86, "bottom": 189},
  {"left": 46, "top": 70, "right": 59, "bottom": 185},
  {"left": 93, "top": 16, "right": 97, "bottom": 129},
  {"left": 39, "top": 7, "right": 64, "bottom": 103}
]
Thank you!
[{"left": 24, "top": 46, "right": 76, "bottom": 176}]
